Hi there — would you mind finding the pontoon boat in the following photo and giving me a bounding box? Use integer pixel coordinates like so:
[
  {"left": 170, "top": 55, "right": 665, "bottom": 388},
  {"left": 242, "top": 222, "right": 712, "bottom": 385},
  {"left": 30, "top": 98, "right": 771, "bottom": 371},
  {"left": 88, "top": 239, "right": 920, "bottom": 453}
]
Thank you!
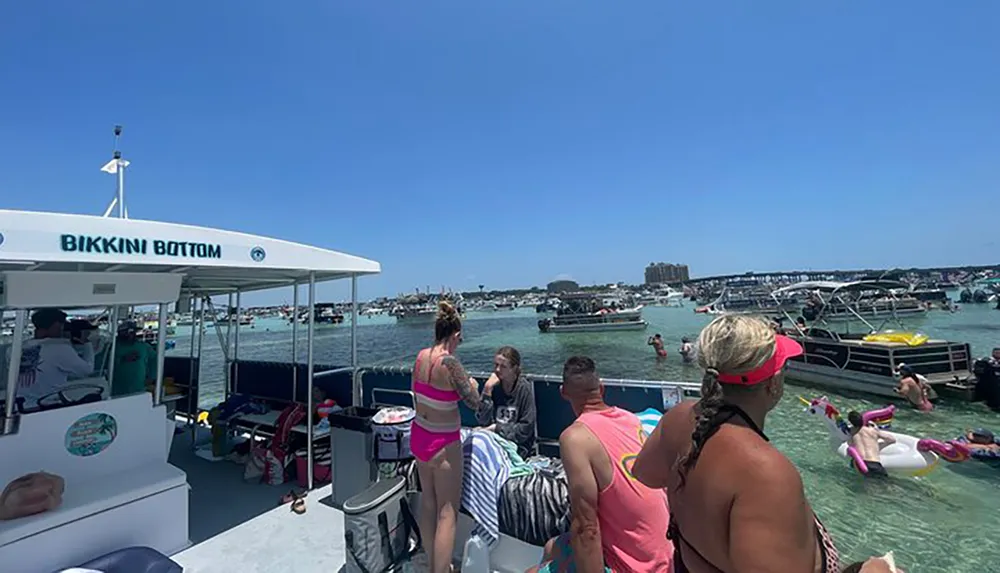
[
  {"left": 772, "top": 280, "right": 977, "bottom": 401},
  {"left": 538, "top": 293, "right": 647, "bottom": 333}
]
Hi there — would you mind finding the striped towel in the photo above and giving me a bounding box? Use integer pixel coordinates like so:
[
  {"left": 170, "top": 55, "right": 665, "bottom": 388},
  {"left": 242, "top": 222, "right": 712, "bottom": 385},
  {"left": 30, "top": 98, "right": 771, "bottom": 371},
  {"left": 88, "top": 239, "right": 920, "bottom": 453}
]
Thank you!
[
  {"left": 636, "top": 408, "right": 663, "bottom": 437},
  {"left": 481, "top": 431, "right": 533, "bottom": 479},
  {"left": 461, "top": 430, "right": 511, "bottom": 547}
]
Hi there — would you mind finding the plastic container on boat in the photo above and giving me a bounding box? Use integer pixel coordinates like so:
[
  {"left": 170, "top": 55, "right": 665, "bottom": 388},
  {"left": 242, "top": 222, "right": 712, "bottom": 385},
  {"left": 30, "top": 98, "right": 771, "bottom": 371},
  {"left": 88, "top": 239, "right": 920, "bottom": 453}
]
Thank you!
[
  {"left": 328, "top": 406, "right": 380, "bottom": 509},
  {"left": 461, "top": 534, "right": 490, "bottom": 573}
]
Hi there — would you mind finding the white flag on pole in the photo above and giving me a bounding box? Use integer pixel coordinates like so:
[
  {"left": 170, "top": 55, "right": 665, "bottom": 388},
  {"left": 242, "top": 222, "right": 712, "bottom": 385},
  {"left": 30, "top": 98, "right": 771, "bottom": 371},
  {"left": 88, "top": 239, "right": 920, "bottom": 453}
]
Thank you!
[{"left": 100, "top": 159, "right": 130, "bottom": 174}]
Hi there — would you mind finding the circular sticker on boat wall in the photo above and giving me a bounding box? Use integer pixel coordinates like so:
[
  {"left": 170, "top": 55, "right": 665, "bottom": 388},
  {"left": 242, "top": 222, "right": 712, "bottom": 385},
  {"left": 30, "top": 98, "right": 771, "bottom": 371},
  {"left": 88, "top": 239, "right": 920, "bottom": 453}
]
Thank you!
[{"left": 65, "top": 413, "right": 118, "bottom": 457}]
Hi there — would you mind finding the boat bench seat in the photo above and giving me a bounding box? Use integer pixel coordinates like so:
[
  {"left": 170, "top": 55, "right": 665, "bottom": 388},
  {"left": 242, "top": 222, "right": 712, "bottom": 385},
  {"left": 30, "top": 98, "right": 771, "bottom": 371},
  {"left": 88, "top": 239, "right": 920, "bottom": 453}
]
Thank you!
[
  {"left": 0, "top": 464, "right": 187, "bottom": 547},
  {"left": 0, "top": 393, "right": 191, "bottom": 572}
]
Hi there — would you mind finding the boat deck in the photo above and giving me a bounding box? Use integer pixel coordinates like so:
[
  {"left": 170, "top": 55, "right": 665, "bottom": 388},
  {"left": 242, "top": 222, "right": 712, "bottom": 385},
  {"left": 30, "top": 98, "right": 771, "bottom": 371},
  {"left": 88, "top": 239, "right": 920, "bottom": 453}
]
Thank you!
[{"left": 168, "top": 434, "right": 430, "bottom": 572}]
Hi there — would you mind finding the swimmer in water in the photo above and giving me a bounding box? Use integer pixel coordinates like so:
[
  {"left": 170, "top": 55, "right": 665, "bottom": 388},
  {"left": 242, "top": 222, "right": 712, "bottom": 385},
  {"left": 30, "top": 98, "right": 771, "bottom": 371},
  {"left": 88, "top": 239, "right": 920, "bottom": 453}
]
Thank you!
[
  {"left": 648, "top": 334, "right": 667, "bottom": 358},
  {"left": 679, "top": 337, "right": 695, "bottom": 363},
  {"left": 847, "top": 411, "right": 895, "bottom": 478},
  {"left": 894, "top": 365, "right": 933, "bottom": 412},
  {"left": 964, "top": 428, "right": 999, "bottom": 454}
]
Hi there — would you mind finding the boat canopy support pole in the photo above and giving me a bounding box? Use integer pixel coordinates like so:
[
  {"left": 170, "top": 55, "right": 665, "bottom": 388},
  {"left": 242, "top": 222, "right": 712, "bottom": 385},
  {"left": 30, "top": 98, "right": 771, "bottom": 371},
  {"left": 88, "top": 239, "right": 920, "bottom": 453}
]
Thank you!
[
  {"left": 833, "top": 293, "right": 875, "bottom": 333},
  {"left": 185, "top": 296, "right": 199, "bottom": 444},
  {"left": 106, "top": 306, "right": 119, "bottom": 384},
  {"left": 192, "top": 296, "right": 207, "bottom": 447},
  {"left": 291, "top": 282, "right": 299, "bottom": 402},
  {"left": 154, "top": 303, "right": 168, "bottom": 407},
  {"left": 351, "top": 274, "right": 359, "bottom": 407},
  {"left": 205, "top": 297, "right": 233, "bottom": 400},
  {"left": 2, "top": 310, "right": 27, "bottom": 435},
  {"left": 306, "top": 272, "right": 316, "bottom": 490},
  {"left": 233, "top": 290, "right": 241, "bottom": 400}
]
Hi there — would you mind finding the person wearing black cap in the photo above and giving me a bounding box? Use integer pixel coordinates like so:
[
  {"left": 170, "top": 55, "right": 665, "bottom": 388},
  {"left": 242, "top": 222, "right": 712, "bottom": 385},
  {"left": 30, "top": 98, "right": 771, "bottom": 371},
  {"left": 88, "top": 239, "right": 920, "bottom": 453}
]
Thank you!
[
  {"left": 964, "top": 428, "right": 999, "bottom": 454},
  {"left": 14, "top": 308, "right": 96, "bottom": 410},
  {"left": 110, "top": 320, "right": 156, "bottom": 398},
  {"left": 894, "top": 364, "right": 933, "bottom": 412}
]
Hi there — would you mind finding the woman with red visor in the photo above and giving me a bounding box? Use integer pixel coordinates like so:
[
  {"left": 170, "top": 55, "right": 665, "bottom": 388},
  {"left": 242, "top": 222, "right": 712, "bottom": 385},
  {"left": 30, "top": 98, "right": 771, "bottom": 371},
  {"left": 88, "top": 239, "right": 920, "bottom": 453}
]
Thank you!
[{"left": 633, "top": 315, "right": 899, "bottom": 573}]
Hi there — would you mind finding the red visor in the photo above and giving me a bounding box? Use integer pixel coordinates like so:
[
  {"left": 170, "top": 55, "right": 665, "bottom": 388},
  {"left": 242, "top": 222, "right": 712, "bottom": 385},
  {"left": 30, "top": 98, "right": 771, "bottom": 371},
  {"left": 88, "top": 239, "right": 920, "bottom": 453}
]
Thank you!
[{"left": 716, "top": 335, "right": 803, "bottom": 386}]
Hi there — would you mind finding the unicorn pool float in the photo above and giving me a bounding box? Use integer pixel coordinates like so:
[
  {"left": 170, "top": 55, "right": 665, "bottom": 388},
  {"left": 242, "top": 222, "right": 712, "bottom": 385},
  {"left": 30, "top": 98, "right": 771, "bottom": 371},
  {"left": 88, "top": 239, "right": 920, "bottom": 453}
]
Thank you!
[{"left": 800, "top": 396, "right": 970, "bottom": 476}]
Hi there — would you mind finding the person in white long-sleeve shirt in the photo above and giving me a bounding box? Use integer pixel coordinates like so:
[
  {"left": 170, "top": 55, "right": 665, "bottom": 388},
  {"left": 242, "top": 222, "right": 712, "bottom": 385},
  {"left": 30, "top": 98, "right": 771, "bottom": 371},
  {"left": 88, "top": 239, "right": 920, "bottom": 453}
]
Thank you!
[{"left": 14, "top": 309, "right": 95, "bottom": 411}]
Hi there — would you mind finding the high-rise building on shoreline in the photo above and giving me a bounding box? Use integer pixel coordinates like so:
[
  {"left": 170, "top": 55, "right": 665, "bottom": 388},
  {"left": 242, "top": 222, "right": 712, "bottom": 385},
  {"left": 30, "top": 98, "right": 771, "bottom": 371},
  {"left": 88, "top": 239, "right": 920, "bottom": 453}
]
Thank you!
[{"left": 645, "top": 262, "right": 689, "bottom": 285}]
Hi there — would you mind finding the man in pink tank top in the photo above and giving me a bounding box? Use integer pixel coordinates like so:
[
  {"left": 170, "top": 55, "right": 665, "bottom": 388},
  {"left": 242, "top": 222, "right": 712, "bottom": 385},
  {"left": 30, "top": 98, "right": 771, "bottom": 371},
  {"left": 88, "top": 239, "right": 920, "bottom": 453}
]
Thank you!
[{"left": 532, "top": 356, "right": 673, "bottom": 573}]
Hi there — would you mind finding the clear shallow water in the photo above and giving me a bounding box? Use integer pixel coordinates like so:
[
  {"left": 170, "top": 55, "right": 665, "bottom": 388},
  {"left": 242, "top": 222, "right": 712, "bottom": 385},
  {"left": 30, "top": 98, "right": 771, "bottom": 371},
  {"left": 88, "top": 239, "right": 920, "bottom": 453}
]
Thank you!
[{"left": 169, "top": 304, "right": 1000, "bottom": 573}]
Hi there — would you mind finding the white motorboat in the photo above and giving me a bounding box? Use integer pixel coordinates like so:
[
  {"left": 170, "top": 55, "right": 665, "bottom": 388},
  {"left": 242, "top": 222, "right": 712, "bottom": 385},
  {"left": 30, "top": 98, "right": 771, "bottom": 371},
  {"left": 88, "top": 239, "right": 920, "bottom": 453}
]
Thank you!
[{"left": 538, "top": 293, "right": 648, "bottom": 333}]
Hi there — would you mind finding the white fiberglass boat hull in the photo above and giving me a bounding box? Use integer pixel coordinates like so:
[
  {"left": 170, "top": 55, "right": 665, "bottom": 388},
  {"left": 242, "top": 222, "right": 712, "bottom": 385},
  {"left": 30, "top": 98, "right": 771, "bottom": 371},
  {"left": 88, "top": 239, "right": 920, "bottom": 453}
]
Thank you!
[{"left": 543, "top": 320, "right": 648, "bottom": 333}]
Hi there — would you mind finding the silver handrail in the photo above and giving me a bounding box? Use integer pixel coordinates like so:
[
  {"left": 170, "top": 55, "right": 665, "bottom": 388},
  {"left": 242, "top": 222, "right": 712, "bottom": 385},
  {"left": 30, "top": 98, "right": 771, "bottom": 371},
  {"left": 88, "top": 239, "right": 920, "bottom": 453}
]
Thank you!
[
  {"left": 356, "top": 365, "right": 702, "bottom": 393},
  {"left": 371, "top": 388, "right": 415, "bottom": 408},
  {"left": 314, "top": 366, "right": 354, "bottom": 379}
]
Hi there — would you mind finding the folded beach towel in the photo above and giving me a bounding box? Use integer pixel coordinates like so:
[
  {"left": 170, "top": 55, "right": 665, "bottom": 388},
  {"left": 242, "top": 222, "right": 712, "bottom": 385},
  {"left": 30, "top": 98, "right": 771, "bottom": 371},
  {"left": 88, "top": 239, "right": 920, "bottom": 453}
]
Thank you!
[{"left": 462, "top": 429, "right": 512, "bottom": 547}]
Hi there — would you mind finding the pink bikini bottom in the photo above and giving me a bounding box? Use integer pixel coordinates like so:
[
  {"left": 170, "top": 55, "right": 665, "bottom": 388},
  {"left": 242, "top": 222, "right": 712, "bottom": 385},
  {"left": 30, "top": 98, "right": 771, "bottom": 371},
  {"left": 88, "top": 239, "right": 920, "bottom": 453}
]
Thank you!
[{"left": 410, "top": 422, "right": 461, "bottom": 462}]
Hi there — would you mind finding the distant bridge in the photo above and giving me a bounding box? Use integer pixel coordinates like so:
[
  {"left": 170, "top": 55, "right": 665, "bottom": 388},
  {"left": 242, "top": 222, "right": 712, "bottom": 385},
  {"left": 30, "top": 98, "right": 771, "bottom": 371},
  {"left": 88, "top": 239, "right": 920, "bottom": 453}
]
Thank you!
[{"left": 677, "top": 264, "right": 1000, "bottom": 288}]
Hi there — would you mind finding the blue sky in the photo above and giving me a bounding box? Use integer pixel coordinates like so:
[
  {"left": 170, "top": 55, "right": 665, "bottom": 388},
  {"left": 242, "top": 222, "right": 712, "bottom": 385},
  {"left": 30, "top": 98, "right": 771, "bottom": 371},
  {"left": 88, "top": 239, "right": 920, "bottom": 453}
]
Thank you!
[{"left": 2, "top": 2, "right": 998, "bottom": 303}]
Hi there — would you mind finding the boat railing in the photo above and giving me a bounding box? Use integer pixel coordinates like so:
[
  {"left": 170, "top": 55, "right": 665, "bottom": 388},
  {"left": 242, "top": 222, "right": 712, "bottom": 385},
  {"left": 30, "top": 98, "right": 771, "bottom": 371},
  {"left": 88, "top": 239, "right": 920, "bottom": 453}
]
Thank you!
[
  {"left": 314, "top": 366, "right": 354, "bottom": 379},
  {"left": 350, "top": 364, "right": 699, "bottom": 391}
]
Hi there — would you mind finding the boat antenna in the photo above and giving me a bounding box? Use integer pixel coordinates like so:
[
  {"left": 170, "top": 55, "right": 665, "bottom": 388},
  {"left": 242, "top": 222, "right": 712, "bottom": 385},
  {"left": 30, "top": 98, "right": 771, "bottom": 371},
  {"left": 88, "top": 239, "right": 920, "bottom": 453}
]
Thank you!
[{"left": 101, "top": 125, "right": 130, "bottom": 219}]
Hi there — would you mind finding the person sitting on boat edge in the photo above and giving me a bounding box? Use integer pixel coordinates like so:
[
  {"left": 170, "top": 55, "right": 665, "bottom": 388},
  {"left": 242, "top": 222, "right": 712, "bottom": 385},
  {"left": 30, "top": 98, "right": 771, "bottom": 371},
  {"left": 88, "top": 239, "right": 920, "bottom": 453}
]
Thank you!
[
  {"left": 648, "top": 333, "right": 667, "bottom": 358},
  {"left": 13, "top": 308, "right": 96, "bottom": 412},
  {"left": 847, "top": 410, "right": 895, "bottom": 478},
  {"left": 475, "top": 345, "right": 537, "bottom": 458},
  {"left": 529, "top": 356, "right": 672, "bottom": 573},
  {"left": 631, "top": 315, "right": 845, "bottom": 573},
  {"left": 894, "top": 364, "right": 933, "bottom": 412}
]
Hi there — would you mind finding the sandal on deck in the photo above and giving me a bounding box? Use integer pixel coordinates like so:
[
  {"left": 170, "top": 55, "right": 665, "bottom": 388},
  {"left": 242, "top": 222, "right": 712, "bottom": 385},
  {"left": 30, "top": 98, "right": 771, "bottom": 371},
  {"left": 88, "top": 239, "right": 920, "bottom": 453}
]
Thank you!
[{"left": 290, "top": 491, "right": 307, "bottom": 515}]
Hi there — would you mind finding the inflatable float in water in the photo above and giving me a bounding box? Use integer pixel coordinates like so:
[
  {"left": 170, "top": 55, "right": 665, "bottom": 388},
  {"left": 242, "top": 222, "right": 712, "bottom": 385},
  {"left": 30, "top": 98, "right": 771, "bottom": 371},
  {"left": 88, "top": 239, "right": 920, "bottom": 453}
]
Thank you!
[
  {"left": 955, "top": 429, "right": 1000, "bottom": 463},
  {"left": 861, "top": 404, "right": 895, "bottom": 428},
  {"left": 801, "top": 396, "right": 970, "bottom": 476},
  {"left": 862, "top": 331, "right": 929, "bottom": 347}
]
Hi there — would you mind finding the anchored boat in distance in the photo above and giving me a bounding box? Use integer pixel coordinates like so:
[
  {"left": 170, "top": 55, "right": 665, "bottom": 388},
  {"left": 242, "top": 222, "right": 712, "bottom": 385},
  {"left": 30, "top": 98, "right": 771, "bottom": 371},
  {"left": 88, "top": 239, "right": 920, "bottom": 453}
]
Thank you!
[
  {"left": 772, "top": 280, "right": 977, "bottom": 401},
  {"left": 538, "top": 292, "right": 648, "bottom": 333}
]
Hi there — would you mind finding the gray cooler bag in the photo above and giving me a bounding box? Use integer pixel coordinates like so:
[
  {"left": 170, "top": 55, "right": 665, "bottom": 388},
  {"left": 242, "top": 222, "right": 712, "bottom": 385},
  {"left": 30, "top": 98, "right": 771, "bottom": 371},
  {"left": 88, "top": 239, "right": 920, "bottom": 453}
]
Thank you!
[{"left": 343, "top": 476, "right": 420, "bottom": 573}]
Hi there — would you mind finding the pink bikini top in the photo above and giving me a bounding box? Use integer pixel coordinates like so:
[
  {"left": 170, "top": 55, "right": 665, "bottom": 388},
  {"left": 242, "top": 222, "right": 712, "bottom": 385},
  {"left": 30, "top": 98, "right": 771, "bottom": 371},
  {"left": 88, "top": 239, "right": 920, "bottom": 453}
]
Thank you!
[{"left": 413, "top": 350, "right": 460, "bottom": 409}]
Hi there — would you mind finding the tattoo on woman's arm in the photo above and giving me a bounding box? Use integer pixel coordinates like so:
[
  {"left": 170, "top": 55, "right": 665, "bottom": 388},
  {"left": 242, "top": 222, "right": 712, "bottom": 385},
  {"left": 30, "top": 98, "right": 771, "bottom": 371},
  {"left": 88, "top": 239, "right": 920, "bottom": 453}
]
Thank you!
[{"left": 442, "top": 355, "right": 480, "bottom": 409}]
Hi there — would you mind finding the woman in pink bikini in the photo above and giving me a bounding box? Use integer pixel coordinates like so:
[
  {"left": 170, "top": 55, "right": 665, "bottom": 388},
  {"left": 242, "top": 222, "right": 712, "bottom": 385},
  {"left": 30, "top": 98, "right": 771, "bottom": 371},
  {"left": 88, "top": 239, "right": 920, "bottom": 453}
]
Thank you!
[{"left": 411, "top": 301, "right": 481, "bottom": 572}]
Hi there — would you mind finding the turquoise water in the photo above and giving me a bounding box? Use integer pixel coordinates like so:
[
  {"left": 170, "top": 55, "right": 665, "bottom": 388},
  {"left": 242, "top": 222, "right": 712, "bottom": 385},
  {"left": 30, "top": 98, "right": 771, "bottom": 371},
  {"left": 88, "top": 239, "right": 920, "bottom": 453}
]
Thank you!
[{"left": 168, "top": 304, "right": 1000, "bottom": 573}]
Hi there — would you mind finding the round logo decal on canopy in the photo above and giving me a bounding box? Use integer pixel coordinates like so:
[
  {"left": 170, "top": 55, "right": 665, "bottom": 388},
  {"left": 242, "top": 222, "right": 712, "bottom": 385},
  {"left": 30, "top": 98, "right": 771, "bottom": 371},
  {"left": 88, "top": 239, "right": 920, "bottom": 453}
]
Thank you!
[
  {"left": 250, "top": 246, "right": 266, "bottom": 262},
  {"left": 65, "top": 413, "right": 118, "bottom": 457},
  {"left": 0, "top": 232, "right": 5, "bottom": 247}
]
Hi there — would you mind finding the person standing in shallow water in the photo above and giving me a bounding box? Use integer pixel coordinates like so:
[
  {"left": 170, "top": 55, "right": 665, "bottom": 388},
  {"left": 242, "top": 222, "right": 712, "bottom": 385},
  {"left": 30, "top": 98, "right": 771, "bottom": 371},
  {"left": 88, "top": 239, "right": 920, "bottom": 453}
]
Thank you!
[
  {"left": 632, "top": 314, "right": 900, "bottom": 573},
  {"left": 894, "top": 364, "right": 933, "bottom": 412},
  {"left": 648, "top": 333, "right": 667, "bottom": 358}
]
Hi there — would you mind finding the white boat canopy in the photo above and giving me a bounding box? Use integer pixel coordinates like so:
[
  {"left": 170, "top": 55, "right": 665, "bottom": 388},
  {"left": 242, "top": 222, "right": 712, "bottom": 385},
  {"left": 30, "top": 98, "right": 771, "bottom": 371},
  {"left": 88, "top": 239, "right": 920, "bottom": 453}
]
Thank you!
[
  {"left": 0, "top": 210, "right": 380, "bottom": 296},
  {"left": 2, "top": 207, "right": 381, "bottom": 491},
  {"left": 771, "top": 279, "right": 908, "bottom": 296}
]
